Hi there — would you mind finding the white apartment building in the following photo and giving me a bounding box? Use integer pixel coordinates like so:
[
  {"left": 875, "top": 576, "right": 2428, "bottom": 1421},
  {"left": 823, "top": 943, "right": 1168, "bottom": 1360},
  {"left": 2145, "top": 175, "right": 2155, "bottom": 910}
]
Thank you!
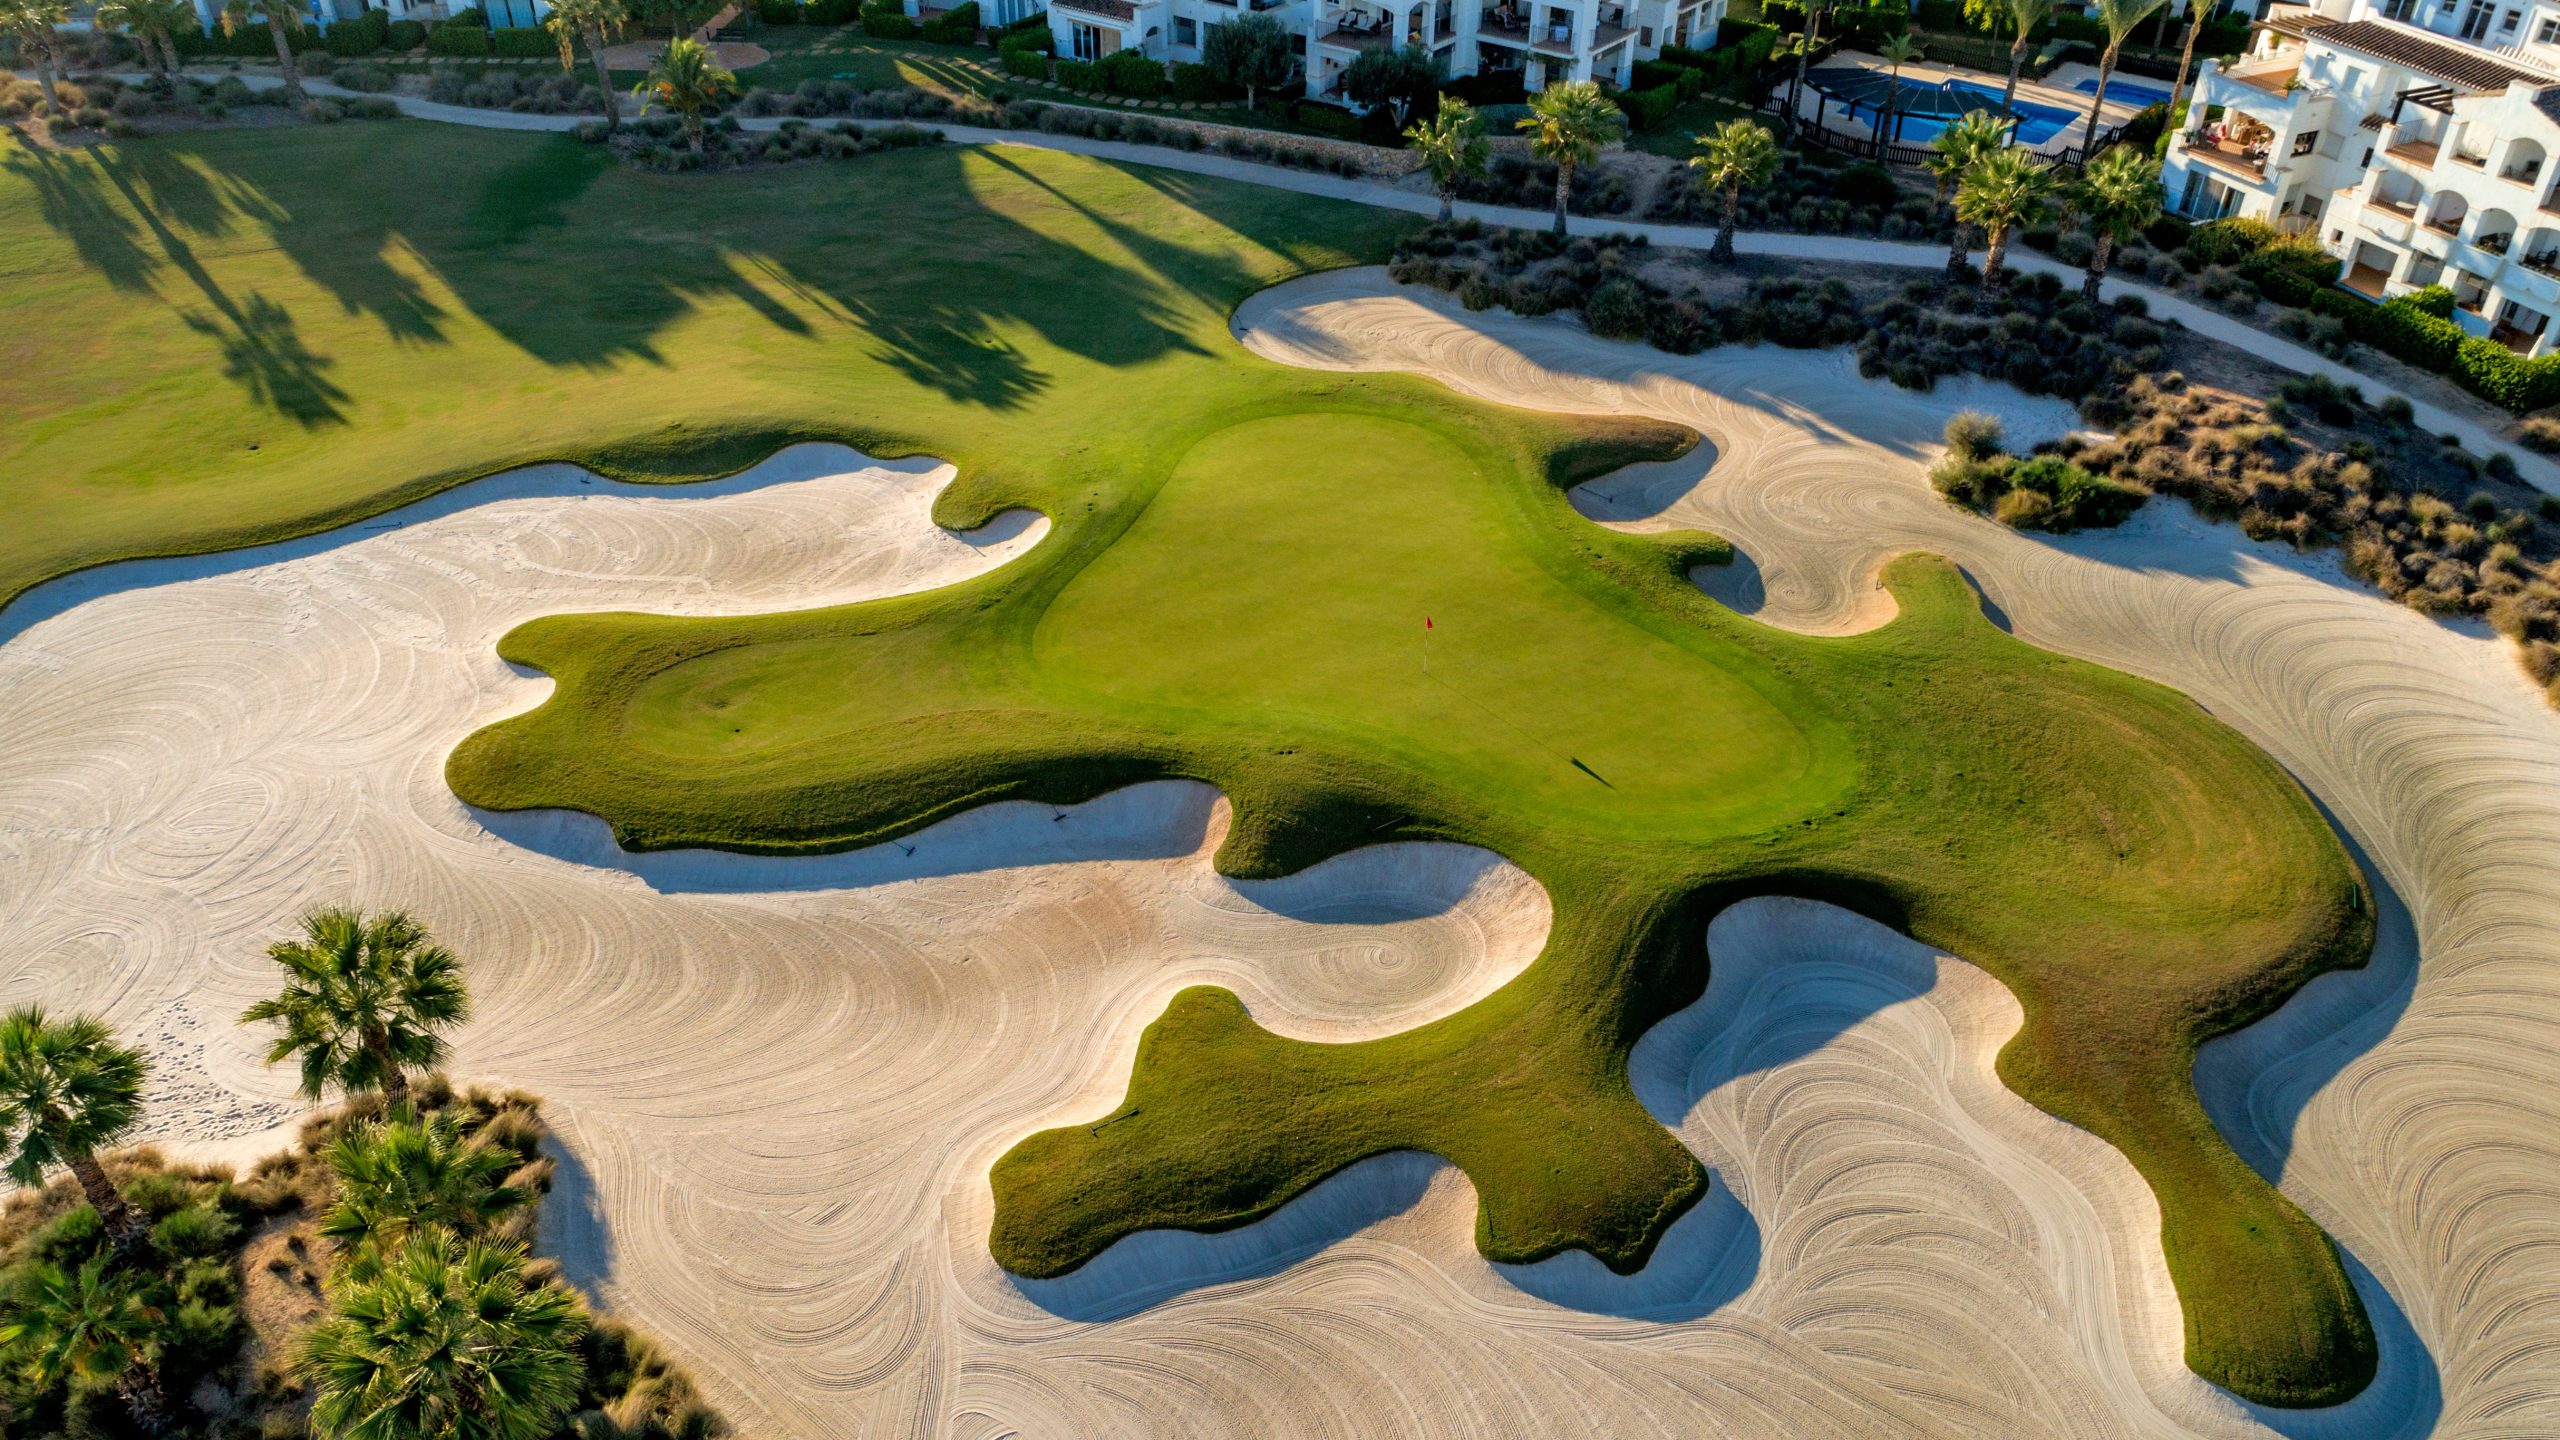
[
  {"left": 1047, "top": 0, "right": 1720, "bottom": 102},
  {"left": 2165, "top": 0, "right": 2560, "bottom": 354}
]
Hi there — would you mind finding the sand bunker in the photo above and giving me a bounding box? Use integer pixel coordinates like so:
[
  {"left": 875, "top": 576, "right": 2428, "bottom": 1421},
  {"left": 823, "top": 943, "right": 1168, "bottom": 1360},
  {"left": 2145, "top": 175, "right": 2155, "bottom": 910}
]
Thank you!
[{"left": 6, "top": 293, "right": 2554, "bottom": 1435}]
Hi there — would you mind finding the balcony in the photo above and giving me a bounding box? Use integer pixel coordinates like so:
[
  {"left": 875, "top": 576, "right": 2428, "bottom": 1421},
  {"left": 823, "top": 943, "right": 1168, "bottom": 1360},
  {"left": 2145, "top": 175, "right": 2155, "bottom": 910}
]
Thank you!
[
  {"left": 2369, "top": 193, "right": 2419, "bottom": 219},
  {"left": 1319, "top": 20, "right": 1396, "bottom": 47},
  {"left": 2225, "top": 56, "right": 2301, "bottom": 96},
  {"left": 2182, "top": 131, "right": 2269, "bottom": 178},
  {"left": 2386, "top": 136, "right": 2442, "bottom": 167},
  {"left": 2343, "top": 262, "right": 2392, "bottom": 298},
  {"left": 2520, "top": 250, "right": 2560, "bottom": 279}
]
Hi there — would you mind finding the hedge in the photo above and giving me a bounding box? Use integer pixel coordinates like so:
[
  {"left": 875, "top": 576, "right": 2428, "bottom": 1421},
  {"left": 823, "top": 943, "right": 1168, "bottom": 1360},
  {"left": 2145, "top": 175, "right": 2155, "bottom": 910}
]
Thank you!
[
  {"left": 1000, "top": 26, "right": 1054, "bottom": 52},
  {"left": 756, "top": 0, "right": 804, "bottom": 22},
  {"left": 426, "top": 20, "right": 490, "bottom": 55},
  {"left": 1292, "top": 100, "right": 1365, "bottom": 138},
  {"left": 805, "top": 0, "right": 858, "bottom": 21},
  {"left": 324, "top": 9, "right": 388, "bottom": 55},
  {"left": 490, "top": 25, "right": 554, "bottom": 56},
  {"left": 1000, "top": 44, "right": 1050, "bottom": 78},
  {"left": 1618, "top": 81, "right": 1677, "bottom": 131},
  {"left": 1054, "top": 57, "right": 1099, "bottom": 89},
  {"left": 1170, "top": 60, "right": 1226, "bottom": 102},
  {"left": 859, "top": 0, "right": 915, "bottom": 38},
  {"left": 2362, "top": 291, "right": 2464, "bottom": 372},
  {"left": 1098, "top": 48, "right": 1164, "bottom": 97},
  {"left": 387, "top": 17, "right": 427, "bottom": 49},
  {"left": 2457, "top": 336, "right": 2560, "bottom": 413},
  {"left": 921, "top": 0, "right": 977, "bottom": 42}
]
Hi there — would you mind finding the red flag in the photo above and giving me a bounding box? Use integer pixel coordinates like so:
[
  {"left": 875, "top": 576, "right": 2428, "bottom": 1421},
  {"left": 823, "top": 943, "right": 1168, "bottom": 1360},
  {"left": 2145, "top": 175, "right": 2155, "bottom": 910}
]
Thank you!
[{"left": 1425, "top": 617, "right": 1434, "bottom": 629}]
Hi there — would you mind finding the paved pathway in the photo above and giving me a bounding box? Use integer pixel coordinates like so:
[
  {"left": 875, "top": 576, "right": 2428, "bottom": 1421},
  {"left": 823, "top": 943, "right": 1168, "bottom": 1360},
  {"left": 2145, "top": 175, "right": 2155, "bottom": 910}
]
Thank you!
[{"left": 60, "top": 68, "right": 2560, "bottom": 491}]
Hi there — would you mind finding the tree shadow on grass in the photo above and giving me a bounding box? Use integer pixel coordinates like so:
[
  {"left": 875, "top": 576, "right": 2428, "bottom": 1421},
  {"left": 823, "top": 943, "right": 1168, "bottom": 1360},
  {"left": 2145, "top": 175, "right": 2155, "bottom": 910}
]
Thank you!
[{"left": 181, "top": 291, "right": 349, "bottom": 427}]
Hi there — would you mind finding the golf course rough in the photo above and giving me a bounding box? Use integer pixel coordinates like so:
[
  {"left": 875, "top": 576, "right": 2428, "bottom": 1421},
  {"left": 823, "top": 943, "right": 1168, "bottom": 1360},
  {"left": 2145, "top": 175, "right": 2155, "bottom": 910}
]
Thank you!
[{"left": 449, "top": 392, "right": 2377, "bottom": 1405}]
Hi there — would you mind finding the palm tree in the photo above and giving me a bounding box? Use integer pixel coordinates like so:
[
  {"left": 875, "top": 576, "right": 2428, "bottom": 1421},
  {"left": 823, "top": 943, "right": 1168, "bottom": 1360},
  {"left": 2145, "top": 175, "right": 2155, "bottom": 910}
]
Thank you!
[
  {"left": 1406, "top": 96, "right": 1490, "bottom": 222},
  {"left": 0, "top": 1257, "right": 177, "bottom": 1436},
  {"left": 1926, "top": 109, "right": 2009, "bottom": 276},
  {"left": 634, "top": 35, "right": 737, "bottom": 155},
  {"left": 0, "top": 0, "right": 71, "bottom": 118},
  {"left": 0, "top": 1007, "right": 151, "bottom": 1256},
  {"left": 1977, "top": 0, "right": 2054, "bottom": 108},
  {"left": 240, "top": 906, "right": 471, "bottom": 1112},
  {"left": 1783, "top": 0, "right": 1836, "bottom": 138},
  {"left": 1518, "top": 80, "right": 1622, "bottom": 237},
  {"left": 1956, "top": 146, "right": 2057, "bottom": 305},
  {"left": 302, "top": 1229, "right": 587, "bottom": 1440},
  {"left": 2077, "top": 0, "right": 2168, "bottom": 155},
  {"left": 1873, "top": 31, "right": 1924, "bottom": 157},
  {"left": 94, "top": 0, "right": 191, "bottom": 82},
  {"left": 2168, "top": 0, "right": 2211, "bottom": 119},
  {"left": 321, "top": 1110, "right": 532, "bottom": 1257},
  {"left": 1691, "top": 118, "right": 1780, "bottom": 262},
  {"left": 545, "top": 0, "right": 627, "bottom": 131},
  {"left": 221, "top": 0, "right": 308, "bottom": 107},
  {"left": 2069, "top": 146, "right": 2162, "bottom": 301}
]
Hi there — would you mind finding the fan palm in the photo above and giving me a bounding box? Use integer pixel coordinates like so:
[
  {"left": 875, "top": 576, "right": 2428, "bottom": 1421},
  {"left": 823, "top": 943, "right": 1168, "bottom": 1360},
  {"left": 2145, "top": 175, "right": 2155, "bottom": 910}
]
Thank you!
[
  {"left": 2069, "top": 146, "right": 2162, "bottom": 301},
  {"left": 94, "top": 0, "right": 192, "bottom": 81},
  {"left": 1691, "top": 118, "right": 1780, "bottom": 262},
  {"left": 1969, "top": 0, "right": 2054, "bottom": 108},
  {"left": 0, "top": 0, "right": 71, "bottom": 117},
  {"left": 240, "top": 906, "right": 471, "bottom": 1111},
  {"left": 1873, "top": 31, "right": 1924, "bottom": 156},
  {"left": 0, "top": 1006, "right": 151, "bottom": 1256},
  {"left": 221, "top": 0, "right": 307, "bottom": 107},
  {"left": 2168, "top": 0, "right": 2209, "bottom": 117},
  {"left": 1517, "top": 80, "right": 1622, "bottom": 236},
  {"left": 1926, "top": 109, "right": 2009, "bottom": 274},
  {"left": 1406, "top": 96, "right": 1490, "bottom": 222},
  {"left": 545, "top": 0, "right": 629, "bottom": 131},
  {"left": 2077, "top": 0, "right": 2168, "bottom": 154},
  {"left": 0, "top": 1256, "right": 177, "bottom": 1436},
  {"left": 321, "top": 1110, "right": 534, "bottom": 1257},
  {"left": 1956, "top": 146, "right": 2058, "bottom": 304},
  {"left": 302, "top": 1229, "right": 587, "bottom": 1440},
  {"left": 634, "top": 35, "right": 737, "bottom": 155}
]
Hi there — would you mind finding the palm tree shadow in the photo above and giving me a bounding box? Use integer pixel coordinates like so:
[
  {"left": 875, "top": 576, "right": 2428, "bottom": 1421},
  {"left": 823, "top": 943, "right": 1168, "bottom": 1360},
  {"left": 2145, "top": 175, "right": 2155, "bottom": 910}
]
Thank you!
[{"left": 182, "top": 292, "right": 350, "bottom": 428}]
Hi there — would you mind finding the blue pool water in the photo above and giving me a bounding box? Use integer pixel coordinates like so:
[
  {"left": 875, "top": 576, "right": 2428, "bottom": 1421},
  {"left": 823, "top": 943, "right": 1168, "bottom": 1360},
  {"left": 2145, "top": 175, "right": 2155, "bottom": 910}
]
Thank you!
[{"left": 2075, "top": 75, "right": 2173, "bottom": 107}]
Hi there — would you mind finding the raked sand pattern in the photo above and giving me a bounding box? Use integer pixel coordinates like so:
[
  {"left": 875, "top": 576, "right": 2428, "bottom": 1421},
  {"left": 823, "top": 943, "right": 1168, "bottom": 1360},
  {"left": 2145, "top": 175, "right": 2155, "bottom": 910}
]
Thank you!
[{"left": 0, "top": 276, "right": 2551, "bottom": 1436}]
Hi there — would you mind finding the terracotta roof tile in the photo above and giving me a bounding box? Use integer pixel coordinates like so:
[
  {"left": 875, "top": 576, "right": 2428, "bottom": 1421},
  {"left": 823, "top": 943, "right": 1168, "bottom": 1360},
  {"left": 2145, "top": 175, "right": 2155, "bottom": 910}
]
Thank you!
[{"left": 2310, "top": 18, "right": 2550, "bottom": 93}]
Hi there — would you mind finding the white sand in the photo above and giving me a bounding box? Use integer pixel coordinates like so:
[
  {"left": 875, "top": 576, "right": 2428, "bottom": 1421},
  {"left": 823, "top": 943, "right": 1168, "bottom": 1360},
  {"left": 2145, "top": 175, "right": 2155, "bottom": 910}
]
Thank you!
[{"left": 3, "top": 294, "right": 2552, "bottom": 1434}]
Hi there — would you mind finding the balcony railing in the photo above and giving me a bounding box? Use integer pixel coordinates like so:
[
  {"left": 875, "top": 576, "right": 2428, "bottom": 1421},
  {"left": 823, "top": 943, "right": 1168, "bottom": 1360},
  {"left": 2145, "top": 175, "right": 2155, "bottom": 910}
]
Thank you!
[
  {"left": 2369, "top": 194, "right": 2419, "bottom": 219},
  {"left": 2424, "top": 213, "right": 2464, "bottom": 235},
  {"left": 2521, "top": 250, "right": 2560, "bottom": 279},
  {"left": 2387, "top": 137, "right": 2442, "bottom": 166}
]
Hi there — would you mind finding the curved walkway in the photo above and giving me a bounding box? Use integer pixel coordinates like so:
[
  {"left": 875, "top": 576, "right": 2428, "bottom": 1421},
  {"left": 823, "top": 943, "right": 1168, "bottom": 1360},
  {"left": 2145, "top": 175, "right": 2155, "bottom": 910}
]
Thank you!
[{"left": 146, "top": 68, "right": 2559, "bottom": 495}]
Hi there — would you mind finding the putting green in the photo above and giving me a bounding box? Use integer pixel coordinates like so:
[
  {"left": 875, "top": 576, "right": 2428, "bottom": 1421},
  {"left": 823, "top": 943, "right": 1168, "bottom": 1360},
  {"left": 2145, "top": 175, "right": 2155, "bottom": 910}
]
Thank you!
[{"left": 452, "top": 394, "right": 2376, "bottom": 1409}]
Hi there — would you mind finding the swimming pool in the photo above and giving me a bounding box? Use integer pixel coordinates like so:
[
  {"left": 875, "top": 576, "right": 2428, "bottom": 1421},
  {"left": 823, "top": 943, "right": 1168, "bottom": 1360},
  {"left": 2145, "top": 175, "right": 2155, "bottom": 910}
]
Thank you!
[{"left": 2074, "top": 75, "right": 2173, "bottom": 107}]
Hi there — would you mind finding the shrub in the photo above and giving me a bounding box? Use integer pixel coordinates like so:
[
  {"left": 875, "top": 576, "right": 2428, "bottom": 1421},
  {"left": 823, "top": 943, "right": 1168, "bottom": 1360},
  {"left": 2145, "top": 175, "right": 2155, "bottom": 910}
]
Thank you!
[
  {"left": 334, "top": 60, "right": 394, "bottom": 91},
  {"left": 152, "top": 1203, "right": 240, "bottom": 1261},
  {"left": 2182, "top": 214, "right": 2283, "bottom": 267},
  {"left": 1994, "top": 485, "right": 2054, "bottom": 528},
  {"left": 804, "top": 0, "right": 858, "bottom": 20},
  {"left": 859, "top": 0, "right": 916, "bottom": 37},
  {"left": 2521, "top": 416, "right": 2560, "bottom": 453},
  {"left": 921, "top": 0, "right": 978, "bottom": 41},
  {"left": 1098, "top": 48, "right": 1164, "bottom": 97},
  {"left": 387, "top": 17, "right": 427, "bottom": 49},
  {"left": 2403, "top": 283, "right": 2458, "bottom": 319},
  {"left": 1945, "top": 410, "right": 2004, "bottom": 463},
  {"left": 756, "top": 0, "right": 803, "bottom": 20},
  {"left": 1584, "top": 277, "right": 1649, "bottom": 340},
  {"left": 1002, "top": 45, "right": 1051, "bottom": 79},
  {"left": 491, "top": 25, "right": 554, "bottom": 56},
  {"left": 427, "top": 20, "right": 490, "bottom": 55},
  {"left": 1054, "top": 57, "right": 1099, "bottom": 90},
  {"left": 349, "top": 94, "right": 400, "bottom": 119}
]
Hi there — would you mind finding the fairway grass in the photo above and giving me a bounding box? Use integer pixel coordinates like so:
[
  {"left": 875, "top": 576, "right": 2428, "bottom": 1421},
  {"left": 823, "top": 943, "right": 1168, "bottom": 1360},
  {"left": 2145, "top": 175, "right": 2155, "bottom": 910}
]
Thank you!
[{"left": 9, "top": 123, "right": 2374, "bottom": 1406}]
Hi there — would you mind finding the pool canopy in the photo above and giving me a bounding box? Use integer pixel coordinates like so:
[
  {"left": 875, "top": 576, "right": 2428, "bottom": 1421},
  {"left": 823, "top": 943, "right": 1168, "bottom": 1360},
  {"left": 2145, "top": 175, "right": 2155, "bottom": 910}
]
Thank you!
[{"left": 1803, "top": 65, "right": 2022, "bottom": 138}]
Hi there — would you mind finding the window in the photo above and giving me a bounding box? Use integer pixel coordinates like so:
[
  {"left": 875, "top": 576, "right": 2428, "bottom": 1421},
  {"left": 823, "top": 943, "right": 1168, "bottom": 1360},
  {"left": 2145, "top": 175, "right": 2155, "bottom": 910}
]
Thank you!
[
  {"left": 2462, "top": 1, "right": 2494, "bottom": 38},
  {"left": 2293, "top": 130, "right": 2319, "bottom": 155},
  {"left": 2541, "top": 14, "right": 2560, "bottom": 38},
  {"left": 2503, "top": 6, "right": 2523, "bottom": 27},
  {"left": 2341, "top": 65, "right": 2368, "bottom": 96},
  {"left": 1174, "top": 14, "right": 1196, "bottom": 42},
  {"left": 1069, "top": 20, "right": 1101, "bottom": 57}
]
